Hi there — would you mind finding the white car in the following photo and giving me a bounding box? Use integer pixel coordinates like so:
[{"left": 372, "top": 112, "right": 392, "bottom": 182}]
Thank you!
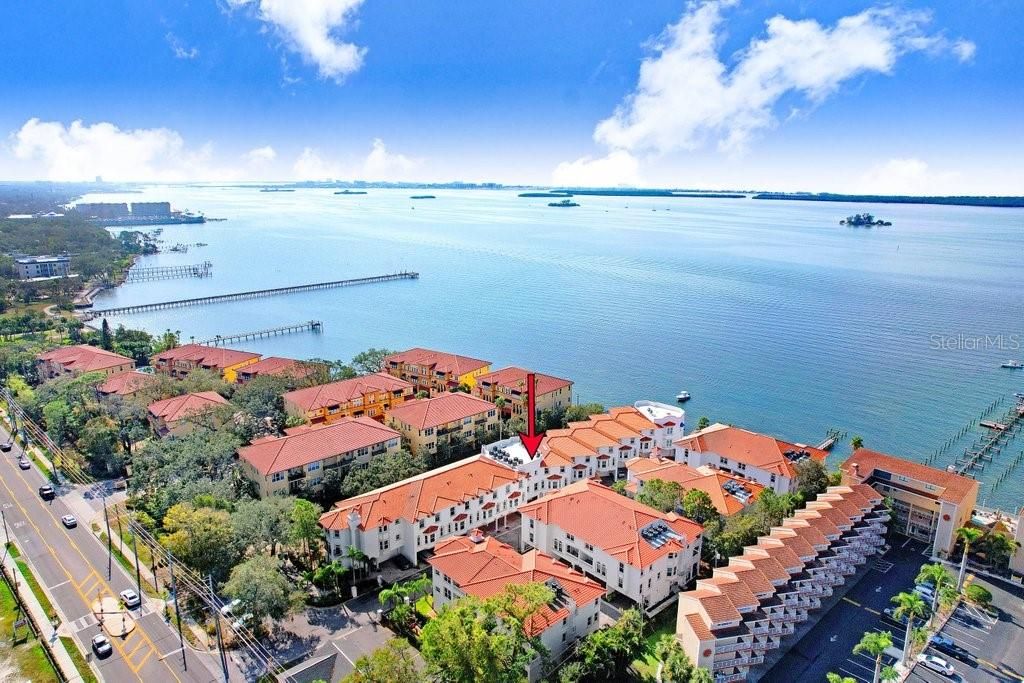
[
  {"left": 60, "top": 514, "right": 77, "bottom": 528},
  {"left": 231, "top": 613, "right": 253, "bottom": 631},
  {"left": 917, "top": 654, "right": 956, "bottom": 676},
  {"left": 914, "top": 584, "right": 935, "bottom": 601},
  {"left": 119, "top": 588, "right": 141, "bottom": 609},
  {"left": 91, "top": 633, "right": 112, "bottom": 657},
  {"left": 220, "top": 598, "right": 241, "bottom": 617}
]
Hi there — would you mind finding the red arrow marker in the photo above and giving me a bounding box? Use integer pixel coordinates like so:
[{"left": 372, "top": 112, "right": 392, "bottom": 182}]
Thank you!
[{"left": 518, "top": 372, "right": 545, "bottom": 457}]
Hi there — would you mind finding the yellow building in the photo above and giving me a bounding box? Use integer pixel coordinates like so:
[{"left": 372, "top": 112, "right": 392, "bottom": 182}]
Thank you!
[
  {"left": 383, "top": 347, "right": 491, "bottom": 396},
  {"left": 473, "top": 366, "right": 573, "bottom": 418},
  {"left": 282, "top": 372, "right": 415, "bottom": 425},
  {"left": 386, "top": 393, "right": 499, "bottom": 457},
  {"left": 150, "top": 344, "right": 261, "bottom": 383}
]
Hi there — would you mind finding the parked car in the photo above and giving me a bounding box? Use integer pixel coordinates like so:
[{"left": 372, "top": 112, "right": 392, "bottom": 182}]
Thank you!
[
  {"left": 393, "top": 555, "right": 413, "bottom": 571},
  {"left": 915, "top": 584, "right": 936, "bottom": 601},
  {"left": 0, "top": 440, "right": 13, "bottom": 452},
  {"left": 930, "top": 636, "right": 972, "bottom": 662},
  {"left": 917, "top": 654, "right": 956, "bottom": 676},
  {"left": 38, "top": 485, "right": 55, "bottom": 501},
  {"left": 18, "top": 457, "right": 30, "bottom": 470},
  {"left": 60, "top": 515, "right": 77, "bottom": 528},
  {"left": 231, "top": 613, "right": 253, "bottom": 631},
  {"left": 219, "top": 598, "right": 241, "bottom": 617},
  {"left": 119, "top": 588, "right": 141, "bottom": 609},
  {"left": 91, "top": 633, "right": 112, "bottom": 657}
]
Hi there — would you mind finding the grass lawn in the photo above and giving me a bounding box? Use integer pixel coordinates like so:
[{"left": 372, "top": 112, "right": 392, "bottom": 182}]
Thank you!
[
  {"left": 0, "top": 565, "right": 60, "bottom": 682},
  {"left": 631, "top": 609, "right": 677, "bottom": 682},
  {"left": 415, "top": 594, "right": 435, "bottom": 620},
  {"left": 60, "top": 636, "right": 98, "bottom": 683},
  {"left": 6, "top": 544, "right": 59, "bottom": 624}
]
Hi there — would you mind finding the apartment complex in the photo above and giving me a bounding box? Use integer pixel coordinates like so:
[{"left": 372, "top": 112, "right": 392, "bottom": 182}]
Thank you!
[
  {"left": 841, "top": 448, "right": 979, "bottom": 557},
  {"left": 151, "top": 344, "right": 260, "bottom": 382},
  {"left": 429, "top": 531, "right": 604, "bottom": 682},
  {"left": 318, "top": 455, "right": 526, "bottom": 568},
  {"left": 238, "top": 417, "right": 402, "bottom": 497},
  {"left": 675, "top": 484, "right": 888, "bottom": 682},
  {"left": 385, "top": 393, "right": 498, "bottom": 457},
  {"left": 519, "top": 479, "right": 703, "bottom": 614},
  {"left": 147, "top": 391, "right": 228, "bottom": 437},
  {"left": 97, "top": 370, "right": 158, "bottom": 399},
  {"left": 282, "top": 372, "right": 414, "bottom": 425},
  {"left": 235, "top": 357, "right": 318, "bottom": 384},
  {"left": 15, "top": 255, "right": 71, "bottom": 279},
  {"left": 473, "top": 367, "right": 572, "bottom": 418},
  {"left": 37, "top": 344, "right": 135, "bottom": 379},
  {"left": 482, "top": 402, "right": 684, "bottom": 500},
  {"left": 626, "top": 457, "right": 765, "bottom": 517},
  {"left": 674, "top": 424, "right": 828, "bottom": 494},
  {"left": 383, "top": 347, "right": 491, "bottom": 395}
]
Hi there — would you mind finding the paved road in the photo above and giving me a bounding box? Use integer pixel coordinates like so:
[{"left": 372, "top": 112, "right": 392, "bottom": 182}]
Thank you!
[{"left": 0, "top": 427, "right": 222, "bottom": 683}]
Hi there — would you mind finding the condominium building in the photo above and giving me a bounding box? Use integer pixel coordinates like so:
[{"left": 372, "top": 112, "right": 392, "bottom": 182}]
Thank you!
[
  {"left": 14, "top": 255, "right": 71, "bottom": 279},
  {"left": 147, "top": 391, "right": 229, "bottom": 438},
  {"left": 383, "top": 347, "right": 491, "bottom": 395},
  {"left": 473, "top": 367, "right": 573, "bottom": 418},
  {"left": 37, "top": 344, "right": 135, "bottom": 379},
  {"left": 385, "top": 393, "right": 499, "bottom": 457},
  {"left": 238, "top": 417, "right": 402, "bottom": 497},
  {"left": 318, "top": 455, "right": 526, "bottom": 568},
  {"left": 674, "top": 424, "right": 828, "bottom": 495},
  {"left": 234, "top": 357, "right": 319, "bottom": 384},
  {"left": 151, "top": 344, "right": 260, "bottom": 383},
  {"left": 282, "top": 372, "right": 415, "bottom": 425},
  {"left": 96, "top": 370, "right": 158, "bottom": 399},
  {"left": 841, "top": 448, "right": 979, "bottom": 558},
  {"left": 429, "top": 530, "right": 604, "bottom": 682},
  {"left": 626, "top": 457, "right": 765, "bottom": 517},
  {"left": 675, "top": 484, "right": 888, "bottom": 683},
  {"left": 519, "top": 479, "right": 703, "bottom": 615}
]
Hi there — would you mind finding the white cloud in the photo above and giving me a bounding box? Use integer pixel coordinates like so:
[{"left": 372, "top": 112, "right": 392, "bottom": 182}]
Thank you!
[
  {"left": 551, "top": 151, "right": 641, "bottom": 188},
  {"left": 165, "top": 32, "right": 199, "bottom": 60},
  {"left": 292, "top": 139, "right": 421, "bottom": 181},
  {"left": 857, "top": 157, "right": 961, "bottom": 195},
  {"left": 590, "top": 1, "right": 975, "bottom": 157},
  {"left": 362, "top": 138, "right": 418, "bottom": 180},
  {"left": 952, "top": 39, "right": 976, "bottom": 63},
  {"left": 292, "top": 147, "right": 344, "bottom": 179},
  {"left": 227, "top": 0, "right": 366, "bottom": 82},
  {"left": 244, "top": 145, "right": 277, "bottom": 164}
]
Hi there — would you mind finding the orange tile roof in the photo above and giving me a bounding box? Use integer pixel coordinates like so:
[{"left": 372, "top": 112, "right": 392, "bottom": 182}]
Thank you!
[
  {"left": 238, "top": 417, "right": 401, "bottom": 476},
  {"left": 626, "top": 457, "right": 764, "bottom": 516},
  {"left": 684, "top": 612, "right": 715, "bottom": 641},
  {"left": 147, "top": 391, "right": 228, "bottom": 424},
  {"left": 319, "top": 455, "right": 523, "bottom": 530},
  {"left": 755, "top": 544, "right": 804, "bottom": 571},
  {"left": 428, "top": 535, "right": 604, "bottom": 637},
  {"left": 385, "top": 348, "right": 490, "bottom": 376},
  {"left": 690, "top": 590, "right": 742, "bottom": 624},
  {"left": 795, "top": 514, "right": 842, "bottom": 539},
  {"left": 812, "top": 506, "right": 852, "bottom": 529},
  {"left": 720, "top": 565, "right": 775, "bottom": 596},
  {"left": 772, "top": 533, "right": 816, "bottom": 559},
  {"left": 152, "top": 344, "right": 259, "bottom": 370},
  {"left": 675, "top": 424, "right": 828, "bottom": 479},
  {"left": 841, "top": 448, "right": 979, "bottom": 505},
  {"left": 738, "top": 556, "right": 791, "bottom": 583},
  {"left": 283, "top": 373, "right": 413, "bottom": 413},
  {"left": 784, "top": 524, "right": 830, "bottom": 548},
  {"left": 822, "top": 497, "right": 862, "bottom": 520},
  {"left": 476, "top": 367, "right": 572, "bottom": 396},
  {"left": 703, "top": 576, "right": 759, "bottom": 609},
  {"left": 386, "top": 393, "right": 495, "bottom": 430},
  {"left": 38, "top": 344, "right": 134, "bottom": 373},
  {"left": 97, "top": 370, "right": 157, "bottom": 396},
  {"left": 606, "top": 407, "right": 658, "bottom": 433},
  {"left": 237, "top": 357, "right": 317, "bottom": 381},
  {"left": 518, "top": 479, "right": 702, "bottom": 570},
  {"left": 850, "top": 482, "right": 883, "bottom": 504}
]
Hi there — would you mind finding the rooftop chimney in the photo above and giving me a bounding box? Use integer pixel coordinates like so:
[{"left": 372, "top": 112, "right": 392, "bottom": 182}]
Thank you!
[
  {"left": 468, "top": 528, "right": 486, "bottom": 544},
  {"left": 851, "top": 463, "right": 860, "bottom": 478}
]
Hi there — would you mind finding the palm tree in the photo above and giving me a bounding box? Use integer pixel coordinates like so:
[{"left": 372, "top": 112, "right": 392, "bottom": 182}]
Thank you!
[
  {"left": 346, "top": 545, "right": 368, "bottom": 580},
  {"left": 851, "top": 435, "right": 864, "bottom": 450},
  {"left": 654, "top": 633, "right": 692, "bottom": 682},
  {"left": 827, "top": 674, "right": 856, "bottom": 683},
  {"left": 956, "top": 527, "right": 983, "bottom": 590},
  {"left": 916, "top": 563, "right": 953, "bottom": 624},
  {"left": 495, "top": 397, "right": 506, "bottom": 438},
  {"left": 406, "top": 574, "right": 431, "bottom": 602},
  {"left": 981, "top": 531, "right": 1020, "bottom": 570},
  {"left": 891, "top": 591, "right": 929, "bottom": 667},
  {"left": 880, "top": 665, "right": 898, "bottom": 682},
  {"left": 853, "top": 630, "right": 893, "bottom": 683},
  {"left": 379, "top": 582, "right": 411, "bottom": 610}
]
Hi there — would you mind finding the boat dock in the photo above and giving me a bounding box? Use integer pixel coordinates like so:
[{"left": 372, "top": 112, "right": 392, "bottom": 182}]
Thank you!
[
  {"left": 816, "top": 428, "right": 846, "bottom": 451},
  {"left": 125, "top": 261, "right": 212, "bottom": 283},
  {"left": 953, "top": 400, "right": 1024, "bottom": 476},
  {"left": 196, "top": 320, "right": 322, "bottom": 346},
  {"left": 82, "top": 271, "right": 418, "bottom": 319}
]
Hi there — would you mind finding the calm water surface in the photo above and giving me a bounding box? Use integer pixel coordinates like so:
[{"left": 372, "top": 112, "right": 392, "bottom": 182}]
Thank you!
[{"left": 81, "top": 187, "right": 1024, "bottom": 509}]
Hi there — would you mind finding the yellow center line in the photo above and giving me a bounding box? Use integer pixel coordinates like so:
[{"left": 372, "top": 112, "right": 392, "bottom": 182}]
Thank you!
[
  {"left": 132, "top": 648, "right": 154, "bottom": 672},
  {"left": 843, "top": 597, "right": 861, "bottom": 607}
]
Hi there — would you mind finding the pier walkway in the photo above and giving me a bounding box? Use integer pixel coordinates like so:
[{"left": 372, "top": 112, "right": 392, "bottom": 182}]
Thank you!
[
  {"left": 125, "top": 260, "right": 212, "bottom": 282},
  {"left": 84, "top": 271, "right": 418, "bottom": 319},
  {"left": 954, "top": 401, "right": 1024, "bottom": 476},
  {"left": 196, "top": 320, "right": 322, "bottom": 346}
]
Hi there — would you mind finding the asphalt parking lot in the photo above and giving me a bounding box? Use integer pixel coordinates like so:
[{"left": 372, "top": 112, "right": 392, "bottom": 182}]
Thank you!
[{"left": 762, "top": 536, "right": 932, "bottom": 683}]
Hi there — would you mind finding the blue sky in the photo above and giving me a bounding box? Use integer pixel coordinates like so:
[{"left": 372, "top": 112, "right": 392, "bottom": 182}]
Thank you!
[{"left": 1, "top": 0, "right": 1021, "bottom": 192}]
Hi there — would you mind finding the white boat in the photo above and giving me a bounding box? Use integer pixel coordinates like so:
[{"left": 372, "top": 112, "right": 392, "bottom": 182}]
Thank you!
[
  {"left": 1001, "top": 360, "right": 1023, "bottom": 369},
  {"left": 676, "top": 390, "right": 691, "bottom": 402}
]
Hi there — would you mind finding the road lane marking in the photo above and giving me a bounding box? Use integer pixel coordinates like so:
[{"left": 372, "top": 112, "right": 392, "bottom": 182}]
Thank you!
[
  {"left": 844, "top": 597, "right": 861, "bottom": 607},
  {"left": 48, "top": 579, "right": 70, "bottom": 590}
]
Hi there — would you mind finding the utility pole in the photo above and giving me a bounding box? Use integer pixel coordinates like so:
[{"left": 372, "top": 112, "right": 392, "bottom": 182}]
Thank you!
[
  {"left": 130, "top": 517, "right": 143, "bottom": 597},
  {"left": 168, "top": 556, "right": 187, "bottom": 671},
  {"left": 209, "top": 575, "right": 229, "bottom": 683},
  {"left": 103, "top": 501, "right": 113, "bottom": 580}
]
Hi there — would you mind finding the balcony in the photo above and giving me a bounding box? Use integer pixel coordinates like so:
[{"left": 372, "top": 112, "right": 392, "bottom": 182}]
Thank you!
[
  {"left": 715, "top": 673, "right": 748, "bottom": 683},
  {"left": 288, "top": 470, "right": 306, "bottom": 481},
  {"left": 715, "top": 641, "right": 753, "bottom": 654},
  {"left": 713, "top": 654, "right": 764, "bottom": 670}
]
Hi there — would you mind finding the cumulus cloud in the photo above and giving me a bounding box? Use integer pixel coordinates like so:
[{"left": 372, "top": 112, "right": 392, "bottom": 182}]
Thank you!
[
  {"left": 227, "top": 0, "right": 366, "bottom": 82},
  {"left": 165, "top": 32, "right": 199, "bottom": 59},
  {"left": 952, "top": 39, "right": 977, "bottom": 63},
  {"left": 362, "top": 138, "right": 419, "bottom": 180},
  {"left": 551, "top": 150, "right": 641, "bottom": 188},
  {"left": 292, "top": 147, "right": 344, "bottom": 180},
  {"left": 244, "top": 145, "right": 277, "bottom": 164},
  {"left": 292, "top": 139, "right": 421, "bottom": 181},
  {"left": 594, "top": 1, "right": 975, "bottom": 157},
  {"left": 9, "top": 118, "right": 230, "bottom": 181},
  {"left": 857, "top": 157, "right": 961, "bottom": 195}
]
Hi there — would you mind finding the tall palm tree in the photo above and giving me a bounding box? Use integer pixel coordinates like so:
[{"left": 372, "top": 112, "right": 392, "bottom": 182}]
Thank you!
[
  {"left": 891, "top": 591, "right": 929, "bottom": 667},
  {"left": 346, "top": 545, "right": 368, "bottom": 580},
  {"left": 880, "top": 665, "right": 898, "bottom": 682},
  {"left": 956, "top": 527, "right": 983, "bottom": 590},
  {"left": 853, "top": 630, "right": 893, "bottom": 683},
  {"left": 495, "top": 397, "right": 506, "bottom": 438},
  {"left": 916, "top": 563, "right": 953, "bottom": 624},
  {"left": 407, "top": 574, "right": 431, "bottom": 601}
]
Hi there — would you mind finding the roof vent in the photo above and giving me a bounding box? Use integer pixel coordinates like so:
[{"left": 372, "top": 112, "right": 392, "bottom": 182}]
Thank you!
[{"left": 468, "top": 528, "right": 486, "bottom": 544}]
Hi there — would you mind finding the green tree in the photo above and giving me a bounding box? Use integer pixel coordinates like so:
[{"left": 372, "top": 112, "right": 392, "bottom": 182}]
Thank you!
[
  {"left": 341, "top": 449, "right": 427, "bottom": 498},
  {"left": 346, "top": 546, "right": 369, "bottom": 580},
  {"left": 77, "top": 415, "right": 122, "bottom": 473},
  {"left": 231, "top": 374, "right": 291, "bottom": 440},
  {"left": 916, "top": 563, "right": 953, "bottom": 624},
  {"left": 695, "top": 416, "right": 710, "bottom": 431},
  {"left": 681, "top": 489, "right": 720, "bottom": 524},
  {"left": 851, "top": 435, "right": 864, "bottom": 450},
  {"left": 964, "top": 584, "right": 992, "bottom": 607},
  {"left": 112, "top": 325, "right": 154, "bottom": 365},
  {"left": 161, "top": 503, "right": 239, "bottom": 578},
  {"left": 879, "top": 665, "right": 898, "bottom": 682},
  {"left": 688, "top": 669, "right": 713, "bottom": 683},
  {"left": 231, "top": 496, "right": 294, "bottom": 556},
  {"left": 289, "top": 498, "right": 324, "bottom": 565},
  {"left": 955, "top": 526, "right": 983, "bottom": 590},
  {"left": 575, "top": 608, "right": 644, "bottom": 680},
  {"left": 351, "top": 348, "right": 396, "bottom": 375},
  {"left": 610, "top": 479, "right": 628, "bottom": 495},
  {"left": 793, "top": 458, "right": 830, "bottom": 500},
  {"left": 341, "top": 637, "right": 422, "bottom": 683},
  {"left": 977, "top": 531, "right": 1020, "bottom": 570},
  {"left": 311, "top": 560, "right": 350, "bottom": 594},
  {"left": 826, "top": 674, "right": 856, "bottom": 683},
  {"left": 562, "top": 403, "right": 605, "bottom": 425},
  {"left": 223, "top": 555, "right": 300, "bottom": 625},
  {"left": 853, "top": 630, "right": 893, "bottom": 683},
  {"left": 891, "top": 591, "right": 928, "bottom": 667},
  {"left": 153, "top": 329, "right": 180, "bottom": 353},
  {"left": 655, "top": 634, "right": 693, "bottom": 682},
  {"left": 100, "top": 319, "right": 113, "bottom": 350},
  {"left": 635, "top": 479, "right": 683, "bottom": 512}
]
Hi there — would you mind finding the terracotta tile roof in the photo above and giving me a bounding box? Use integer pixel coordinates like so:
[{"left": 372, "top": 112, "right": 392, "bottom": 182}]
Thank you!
[
  {"left": 690, "top": 590, "right": 742, "bottom": 624},
  {"left": 794, "top": 513, "right": 842, "bottom": 539},
  {"left": 518, "top": 480, "right": 702, "bottom": 570},
  {"left": 822, "top": 497, "right": 862, "bottom": 520},
  {"left": 684, "top": 613, "right": 715, "bottom": 641},
  {"left": 783, "top": 524, "right": 830, "bottom": 548},
  {"left": 282, "top": 373, "right": 413, "bottom": 413},
  {"left": 626, "top": 457, "right": 764, "bottom": 516},
  {"left": 702, "top": 576, "right": 759, "bottom": 609},
  {"left": 772, "top": 533, "right": 816, "bottom": 559},
  {"left": 842, "top": 448, "right": 979, "bottom": 506},
  {"left": 812, "top": 505, "right": 852, "bottom": 529},
  {"left": 97, "top": 370, "right": 157, "bottom": 396},
  {"left": 675, "top": 424, "right": 828, "bottom": 479},
  {"left": 319, "top": 455, "right": 522, "bottom": 531},
  {"left": 606, "top": 407, "right": 658, "bottom": 433},
  {"left": 428, "top": 535, "right": 604, "bottom": 637},
  {"left": 38, "top": 344, "right": 134, "bottom": 373},
  {"left": 237, "top": 357, "right": 317, "bottom": 381},
  {"left": 386, "top": 393, "right": 495, "bottom": 430},
  {"left": 147, "top": 391, "right": 228, "bottom": 424},
  {"left": 152, "top": 344, "right": 259, "bottom": 371},
  {"left": 476, "top": 367, "right": 572, "bottom": 396},
  {"left": 738, "top": 556, "right": 791, "bottom": 583},
  {"left": 587, "top": 414, "right": 643, "bottom": 442},
  {"left": 384, "top": 348, "right": 490, "bottom": 376},
  {"left": 755, "top": 544, "right": 804, "bottom": 571},
  {"left": 238, "top": 417, "right": 401, "bottom": 476},
  {"left": 851, "top": 482, "right": 883, "bottom": 504},
  {"left": 720, "top": 565, "right": 775, "bottom": 596}
]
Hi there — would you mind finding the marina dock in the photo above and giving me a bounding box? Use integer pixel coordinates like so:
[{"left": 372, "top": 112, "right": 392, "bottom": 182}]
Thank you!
[
  {"left": 83, "top": 271, "right": 418, "bottom": 319},
  {"left": 953, "top": 401, "right": 1024, "bottom": 476},
  {"left": 196, "top": 320, "right": 322, "bottom": 346},
  {"left": 125, "top": 261, "right": 212, "bottom": 283}
]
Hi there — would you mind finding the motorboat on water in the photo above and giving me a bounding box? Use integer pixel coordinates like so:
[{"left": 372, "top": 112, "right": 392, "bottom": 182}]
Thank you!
[{"left": 676, "top": 390, "right": 691, "bottom": 402}]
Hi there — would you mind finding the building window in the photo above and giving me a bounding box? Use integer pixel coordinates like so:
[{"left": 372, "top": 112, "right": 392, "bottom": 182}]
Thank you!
[
  {"left": 307, "top": 462, "right": 321, "bottom": 472},
  {"left": 271, "top": 472, "right": 285, "bottom": 482}
]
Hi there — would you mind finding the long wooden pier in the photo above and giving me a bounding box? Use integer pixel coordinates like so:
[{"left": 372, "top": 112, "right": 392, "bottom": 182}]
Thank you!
[
  {"left": 954, "top": 402, "right": 1024, "bottom": 476},
  {"left": 196, "top": 320, "right": 322, "bottom": 346},
  {"left": 125, "top": 261, "right": 212, "bottom": 282},
  {"left": 84, "top": 271, "right": 418, "bottom": 319}
]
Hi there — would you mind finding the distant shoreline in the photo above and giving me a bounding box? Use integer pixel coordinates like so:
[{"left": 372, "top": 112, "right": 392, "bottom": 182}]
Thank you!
[{"left": 752, "top": 192, "right": 1024, "bottom": 208}]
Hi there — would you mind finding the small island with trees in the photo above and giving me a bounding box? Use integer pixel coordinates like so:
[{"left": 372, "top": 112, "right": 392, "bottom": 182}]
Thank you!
[{"left": 840, "top": 213, "right": 892, "bottom": 227}]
